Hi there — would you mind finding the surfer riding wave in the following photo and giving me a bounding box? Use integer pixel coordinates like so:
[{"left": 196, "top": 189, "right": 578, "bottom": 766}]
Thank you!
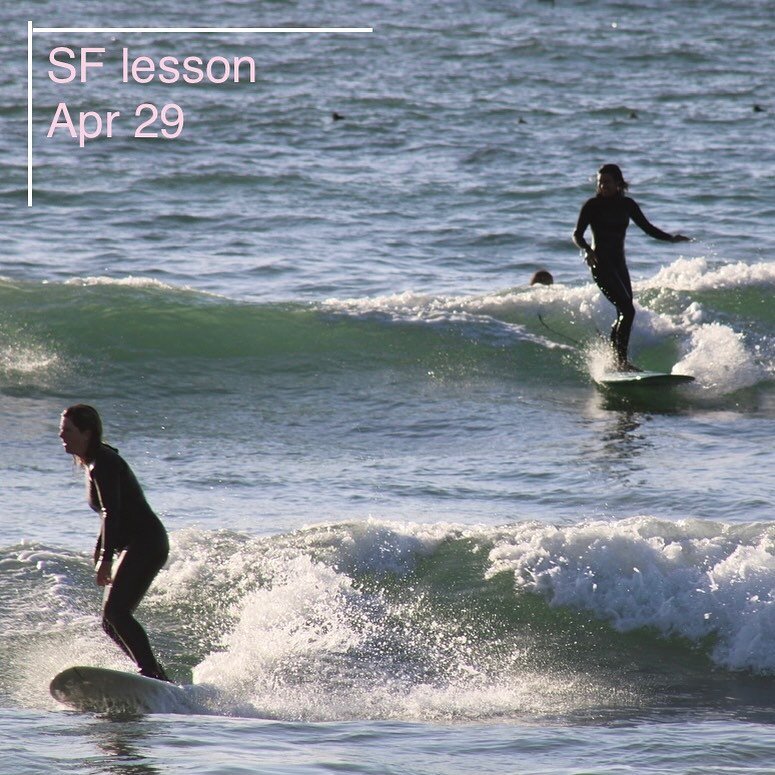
[
  {"left": 572, "top": 163, "right": 689, "bottom": 371},
  {"left": 59, "top": 404, "right": 172, "bottom": 683}
]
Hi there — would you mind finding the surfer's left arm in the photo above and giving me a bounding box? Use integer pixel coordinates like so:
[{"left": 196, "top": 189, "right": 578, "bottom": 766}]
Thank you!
[
  {"left": 628, "top": 198, "right": 689, "bottom": 243},
  {"left": 90, "top": 454, "right": 122, "bottom": 586},
  {"left": 572, "top": 200, "right": 597, "bottom": 267}
]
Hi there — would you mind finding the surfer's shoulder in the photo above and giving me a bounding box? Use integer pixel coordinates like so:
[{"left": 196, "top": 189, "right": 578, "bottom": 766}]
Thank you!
[{"left": 90, "top": 443, "right": 125, "bottom": 476}]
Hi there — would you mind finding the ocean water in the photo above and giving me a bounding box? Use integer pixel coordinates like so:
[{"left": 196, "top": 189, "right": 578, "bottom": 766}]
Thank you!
[{"left": 2, "top": 0, "right": 775, "bottom": 772}]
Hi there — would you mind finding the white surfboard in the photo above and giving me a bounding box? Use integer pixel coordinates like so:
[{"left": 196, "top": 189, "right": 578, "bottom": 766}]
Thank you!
[
  {"left": 50, "top": 665, "right": 195, "bottom": 714},
  {"left": 595, "top": 370, "right": 695, "bottom": 387}
]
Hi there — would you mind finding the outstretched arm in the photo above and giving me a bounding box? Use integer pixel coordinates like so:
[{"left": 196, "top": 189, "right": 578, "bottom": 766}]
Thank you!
[{"left": 628, "top": 198, "right": 689, "bottom": 242}]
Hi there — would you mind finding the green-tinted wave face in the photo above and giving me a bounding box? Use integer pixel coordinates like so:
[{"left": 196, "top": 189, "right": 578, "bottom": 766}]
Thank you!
[
  {"left": 1, "top": 269, "right": 773, "bottom": 409},
  {"left": 1, "top": 277, "right": 569, "bottom": 397},
  {"left": 2, "top": 278, "right": 316, "bottom": 361}
]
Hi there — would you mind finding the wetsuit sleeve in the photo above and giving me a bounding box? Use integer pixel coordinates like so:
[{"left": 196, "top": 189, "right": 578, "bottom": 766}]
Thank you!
[
  {"left": 90, "top": 454, "right": 123, "bottom": 562},
  {"left": 627, "top": 198, "right": 674, "bottom": 241},
  {"left": 572, "top": 201, "right": 593, "bottom": 251}
]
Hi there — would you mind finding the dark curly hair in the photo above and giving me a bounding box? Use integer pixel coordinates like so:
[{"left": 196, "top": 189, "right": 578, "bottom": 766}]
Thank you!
[{"left": 598, "top": 163, "right": 629, "bottom": 192}]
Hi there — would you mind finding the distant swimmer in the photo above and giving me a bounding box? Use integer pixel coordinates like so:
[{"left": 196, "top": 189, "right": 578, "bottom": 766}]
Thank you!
[
  {"left": 530, "top": 269, "right": 554, "bottom": 286},
  {"left": 59, "top": 405, "right": 172, "bottom": 682},
  {"left": 572, "top": 163, "right": 689, "bottom": 371}
]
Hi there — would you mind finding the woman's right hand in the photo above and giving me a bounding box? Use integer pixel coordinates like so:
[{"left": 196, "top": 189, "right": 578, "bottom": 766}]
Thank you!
[
  {"left": 583, "top": 248, "right": 597, "bottom": 268},
  {"left": 96, "top": 559, "right": 113, "bottom": 586}
]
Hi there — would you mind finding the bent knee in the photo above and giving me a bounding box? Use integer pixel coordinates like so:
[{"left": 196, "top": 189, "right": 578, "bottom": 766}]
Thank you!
[
  {"left": 101, "top": 613, "right": 116, "bottom": 637},
  {"left": 102, "top": 601, "right": 129, "bottom": 630}
]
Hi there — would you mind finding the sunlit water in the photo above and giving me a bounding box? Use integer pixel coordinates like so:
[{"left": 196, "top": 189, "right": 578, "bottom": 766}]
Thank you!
[{"left": 2, "top": 0, "right": 774, "bottom": 772}]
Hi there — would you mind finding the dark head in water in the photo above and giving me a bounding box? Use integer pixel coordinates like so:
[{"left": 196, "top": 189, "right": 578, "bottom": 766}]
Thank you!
[{"left": 530, "top": 269, "right": 554, "bottom": 286}]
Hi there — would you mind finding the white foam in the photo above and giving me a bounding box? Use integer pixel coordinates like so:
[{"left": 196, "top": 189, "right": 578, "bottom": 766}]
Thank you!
[
  {"left": 64, "top": 275, "right": 180, "bottom": 290},
  {"left": 487, "top": 517, "right": 775, "bottom": 673},
  {"left": 0, "top": 344, "right": 60, "bottom": 377},
  {"left": 193, "top": 555, "right": 362, "bottom": 690},
  {"left": 174, "top": 522, "right": 629, "bottom": 720},
  {"left": 643, "top": 257, "right": 775, "bottom": 292},
  {"left": 673, "top": 322, "right": 766, "bottom": 392},
  {"left": 321, "top": 286, "right": 592, "bottom": 354},
  {"left": 61, "top": 275, "right": 227, "bottom": 299}
]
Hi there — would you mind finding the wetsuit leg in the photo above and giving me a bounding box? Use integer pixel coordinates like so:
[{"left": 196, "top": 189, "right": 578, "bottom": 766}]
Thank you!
[
  {"left": 102, "top": 534, "right": 170, "bottom": 681},
  {"left": 592, "top": 262, "right": 635, "bottom": 367}
]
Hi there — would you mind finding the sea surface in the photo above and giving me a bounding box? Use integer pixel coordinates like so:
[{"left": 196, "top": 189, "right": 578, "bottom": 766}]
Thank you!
[{"left": 2, "top": 0, "right": 775, "bottom": 772}]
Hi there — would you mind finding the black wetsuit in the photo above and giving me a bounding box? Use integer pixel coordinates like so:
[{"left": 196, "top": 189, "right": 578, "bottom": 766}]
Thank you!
[
  {"left": 573, "top": 195, "right": 674, "bottom": 366},
  {"left": 89, "top": 443, "right": 169, "bottom": 680}
]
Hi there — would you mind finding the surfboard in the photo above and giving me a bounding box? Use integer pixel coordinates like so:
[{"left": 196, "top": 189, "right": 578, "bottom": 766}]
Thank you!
[
  {"left": 595, "top": 370, "right": 695, "bottom": 387},
  {"left": 50, "top": 665, "right": 194, "bottom": 715}
]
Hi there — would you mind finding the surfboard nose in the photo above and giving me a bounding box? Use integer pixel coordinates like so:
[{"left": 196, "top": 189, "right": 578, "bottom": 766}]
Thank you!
[
  {"left": 49, "top": 666, "right": 83, "bottom": 702},
  {"left": 50, "top": 665, "right": 195, "bottom": 714}
]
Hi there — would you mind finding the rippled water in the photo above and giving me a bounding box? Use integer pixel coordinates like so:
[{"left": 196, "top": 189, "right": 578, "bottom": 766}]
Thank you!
[{"left": 2, "top": 0, "right": 775, "bottom": 773}]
